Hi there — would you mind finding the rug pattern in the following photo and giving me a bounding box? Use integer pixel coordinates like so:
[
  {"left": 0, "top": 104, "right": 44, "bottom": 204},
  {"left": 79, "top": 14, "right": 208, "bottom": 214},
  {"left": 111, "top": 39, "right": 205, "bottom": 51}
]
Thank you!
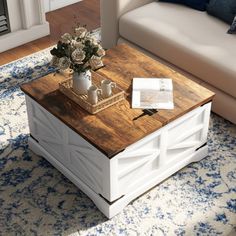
[{"left": 0, "top": 41, "right": 236, "bottom": 235}]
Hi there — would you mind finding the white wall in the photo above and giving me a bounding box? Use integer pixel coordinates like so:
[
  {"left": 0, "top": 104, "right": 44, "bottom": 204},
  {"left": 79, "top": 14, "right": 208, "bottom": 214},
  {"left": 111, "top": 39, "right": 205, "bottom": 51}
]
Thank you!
[
  {"left": 0, "top": 0, "right": 82, "bottom": 52},
  {"left": 44, "top": 0, "right": 82, "bottom": 13},
  {"left": 0, "top": 0, "right": 49, "bottom": 52},
  {"left": 7, "top": 0, "right": 22, "bottom": 31}
]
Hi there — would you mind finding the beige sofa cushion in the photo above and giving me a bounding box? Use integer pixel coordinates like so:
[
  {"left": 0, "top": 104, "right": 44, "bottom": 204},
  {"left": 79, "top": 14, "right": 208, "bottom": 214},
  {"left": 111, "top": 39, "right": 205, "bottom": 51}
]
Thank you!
[{"left": 119, "top": 2, "right": 236, "bottom": 98}]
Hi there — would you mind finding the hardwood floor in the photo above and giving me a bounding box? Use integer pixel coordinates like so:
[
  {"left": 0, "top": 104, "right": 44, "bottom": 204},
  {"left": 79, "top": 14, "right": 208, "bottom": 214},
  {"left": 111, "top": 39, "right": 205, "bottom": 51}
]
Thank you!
[{"left": 0, "top": 0, "right": 100, "bottom": 66}]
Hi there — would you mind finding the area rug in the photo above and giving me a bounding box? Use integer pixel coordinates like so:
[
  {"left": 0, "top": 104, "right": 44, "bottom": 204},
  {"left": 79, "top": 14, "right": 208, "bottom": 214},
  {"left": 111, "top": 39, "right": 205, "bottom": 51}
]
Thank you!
[{"left": 1, "top": 34, "right": 236, "bottom": 236}]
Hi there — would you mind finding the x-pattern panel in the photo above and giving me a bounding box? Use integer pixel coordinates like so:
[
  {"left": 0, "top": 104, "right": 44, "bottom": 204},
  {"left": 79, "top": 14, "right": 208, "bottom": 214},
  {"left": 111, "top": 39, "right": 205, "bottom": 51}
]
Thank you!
[
  {"left": 69, "top": 146, "right": 103, "bottom": 193},
  {"left": 116, "top": 135, "right": 160, "bottom": 195}
]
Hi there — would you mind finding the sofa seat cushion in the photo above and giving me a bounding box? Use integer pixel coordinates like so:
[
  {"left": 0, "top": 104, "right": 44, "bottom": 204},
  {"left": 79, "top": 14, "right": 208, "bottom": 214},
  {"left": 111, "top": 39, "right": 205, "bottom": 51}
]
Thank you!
[{"left": 119, "top": 2, "right": 236, "bottom": 98}]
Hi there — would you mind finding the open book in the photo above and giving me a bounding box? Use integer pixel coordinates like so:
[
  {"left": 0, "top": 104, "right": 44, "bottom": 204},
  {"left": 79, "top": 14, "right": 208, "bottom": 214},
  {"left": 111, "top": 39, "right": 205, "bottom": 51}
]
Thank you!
[{"left": 132, "top": 78, "right": 174, "bottom": 109}]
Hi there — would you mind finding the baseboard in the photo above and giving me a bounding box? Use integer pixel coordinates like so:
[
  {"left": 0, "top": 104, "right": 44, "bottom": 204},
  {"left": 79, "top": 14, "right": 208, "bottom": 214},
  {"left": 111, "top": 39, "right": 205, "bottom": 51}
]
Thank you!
[{"left": 0, "top": 22, "right": 50, "bottom": 52}]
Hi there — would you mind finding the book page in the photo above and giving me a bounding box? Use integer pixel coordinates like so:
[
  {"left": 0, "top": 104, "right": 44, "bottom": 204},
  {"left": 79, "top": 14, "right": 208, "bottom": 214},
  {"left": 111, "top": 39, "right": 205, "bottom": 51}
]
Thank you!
[{"left": 132, "top": 78, "right": 174, "bottom": 109}]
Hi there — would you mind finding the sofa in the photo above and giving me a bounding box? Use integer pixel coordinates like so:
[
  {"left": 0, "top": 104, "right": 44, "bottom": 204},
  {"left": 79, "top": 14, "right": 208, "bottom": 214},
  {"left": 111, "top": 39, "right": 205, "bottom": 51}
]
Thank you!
[{"left": 100, "top": 0, "right": 236, "bottom": 124}]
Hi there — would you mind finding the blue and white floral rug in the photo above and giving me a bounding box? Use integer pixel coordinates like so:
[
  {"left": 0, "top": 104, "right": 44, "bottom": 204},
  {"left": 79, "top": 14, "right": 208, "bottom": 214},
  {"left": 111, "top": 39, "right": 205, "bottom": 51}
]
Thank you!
[{"left": 0, "top": 41, "right": 236, "bottom": 236}]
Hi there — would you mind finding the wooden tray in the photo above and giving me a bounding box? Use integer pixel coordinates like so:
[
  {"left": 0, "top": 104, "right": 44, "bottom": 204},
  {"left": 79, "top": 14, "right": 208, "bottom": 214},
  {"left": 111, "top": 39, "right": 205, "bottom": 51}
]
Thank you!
[{"left": 59, "top": 72, "right": 125, "bottom": 114}]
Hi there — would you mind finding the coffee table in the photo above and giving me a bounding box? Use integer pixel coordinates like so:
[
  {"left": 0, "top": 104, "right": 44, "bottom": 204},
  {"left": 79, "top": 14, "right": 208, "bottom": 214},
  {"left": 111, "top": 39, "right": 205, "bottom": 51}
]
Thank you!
[{"left": 21, "top": 44, "right": 215, "bottom": 218}]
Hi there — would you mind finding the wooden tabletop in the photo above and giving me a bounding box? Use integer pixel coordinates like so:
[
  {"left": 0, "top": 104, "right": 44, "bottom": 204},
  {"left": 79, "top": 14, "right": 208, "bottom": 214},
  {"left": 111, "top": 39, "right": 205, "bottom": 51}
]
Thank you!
[{"left": 21, "top": 44, "right": 215, "bottom": 158}]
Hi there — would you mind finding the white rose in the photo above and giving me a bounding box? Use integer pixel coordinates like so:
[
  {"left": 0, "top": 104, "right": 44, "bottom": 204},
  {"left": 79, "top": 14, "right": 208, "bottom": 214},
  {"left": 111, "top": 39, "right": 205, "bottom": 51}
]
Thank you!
[
  {"left": 97, "top": 46, "right": 105, "bottom": 57},
  {"left": 50, "top": 56, "right": 60, "bottom": 67},
  {"left": 89, "top": 56, "right": 103, "bottom": 70},
  {"left": 72, "top": 49, "right": 86, "bottom": 64},
  {"left": 75, "top": 27, "right": 87, "bottom": 38},
  {"left": 71, "top": 40, "right": 77, "bottom": 48},
  {"left": 58, "top": 57, "right": 71, "bottom": 70},
  {"left": 61, "top": 33, "right": 72, "bottom": 44},
  {"left": 74, "top": 41, "right": 84, "bottom": 49},
  {"left": 86, "top": 36, "right": 98, "bottom": 46}
]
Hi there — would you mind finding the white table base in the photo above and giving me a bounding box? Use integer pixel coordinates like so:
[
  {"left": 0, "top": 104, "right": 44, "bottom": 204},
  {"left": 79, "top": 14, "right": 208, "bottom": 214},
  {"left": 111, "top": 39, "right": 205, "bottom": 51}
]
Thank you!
[{"left": 26, "top": 95, "right": 211, "bottom": 218}]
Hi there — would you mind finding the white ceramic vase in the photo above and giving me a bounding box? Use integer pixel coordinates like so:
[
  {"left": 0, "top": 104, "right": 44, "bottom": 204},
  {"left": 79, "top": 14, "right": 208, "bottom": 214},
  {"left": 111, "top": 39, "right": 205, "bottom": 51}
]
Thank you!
[{"left": 72, "top": 70, "right": 92, "bottom": 95}]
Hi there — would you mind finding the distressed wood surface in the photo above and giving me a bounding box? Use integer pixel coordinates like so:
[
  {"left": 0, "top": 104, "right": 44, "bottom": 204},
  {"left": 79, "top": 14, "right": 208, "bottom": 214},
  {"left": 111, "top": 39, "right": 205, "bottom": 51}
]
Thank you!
[{"left": 21, "top": 44, "right": 215, "bottom": 158}]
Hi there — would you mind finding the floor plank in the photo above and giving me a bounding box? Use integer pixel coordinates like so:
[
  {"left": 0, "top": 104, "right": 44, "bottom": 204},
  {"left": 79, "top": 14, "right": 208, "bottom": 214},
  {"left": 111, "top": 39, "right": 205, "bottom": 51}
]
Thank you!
[{"left": 0, "top": 0, "right": 100, "bottom": 66}]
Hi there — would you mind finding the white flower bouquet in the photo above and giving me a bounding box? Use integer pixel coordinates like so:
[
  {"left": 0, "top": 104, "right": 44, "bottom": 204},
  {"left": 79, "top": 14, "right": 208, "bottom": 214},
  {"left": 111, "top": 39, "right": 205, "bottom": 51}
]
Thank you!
[{"left": 50, "top": 26, "right": 105, "bottom": 74}]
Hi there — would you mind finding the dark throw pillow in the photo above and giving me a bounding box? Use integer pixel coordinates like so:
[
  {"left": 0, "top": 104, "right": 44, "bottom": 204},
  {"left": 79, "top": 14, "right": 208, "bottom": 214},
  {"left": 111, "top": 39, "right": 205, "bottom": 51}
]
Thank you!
[
  {"left": 228, "top": 16, "right": 236, "bottom": 34},
  {"left": 184, "top": 0, "right": 207, "bottom": 11},
  {"left": 159, "top": 0, "right": 208, "bottom": 11},
  {"left": 206, "top": 0, "right": 236, "bottom": 24}
]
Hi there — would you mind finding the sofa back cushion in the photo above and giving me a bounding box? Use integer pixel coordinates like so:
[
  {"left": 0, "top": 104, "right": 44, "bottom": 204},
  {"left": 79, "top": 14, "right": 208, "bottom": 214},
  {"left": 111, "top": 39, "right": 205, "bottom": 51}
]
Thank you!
[
  {"left": 206, "top": 0, "right": 236, "bottom": 24},
  {"left": 159, "top": 0, "right": 208, "bottom": 11}
]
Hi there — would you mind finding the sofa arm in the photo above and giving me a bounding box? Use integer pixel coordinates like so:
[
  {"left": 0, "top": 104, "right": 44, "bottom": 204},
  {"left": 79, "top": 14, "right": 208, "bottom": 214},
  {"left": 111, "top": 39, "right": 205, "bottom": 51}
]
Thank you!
[{"left": 100, "top": 0, "right": 154, "bottom": 49}]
